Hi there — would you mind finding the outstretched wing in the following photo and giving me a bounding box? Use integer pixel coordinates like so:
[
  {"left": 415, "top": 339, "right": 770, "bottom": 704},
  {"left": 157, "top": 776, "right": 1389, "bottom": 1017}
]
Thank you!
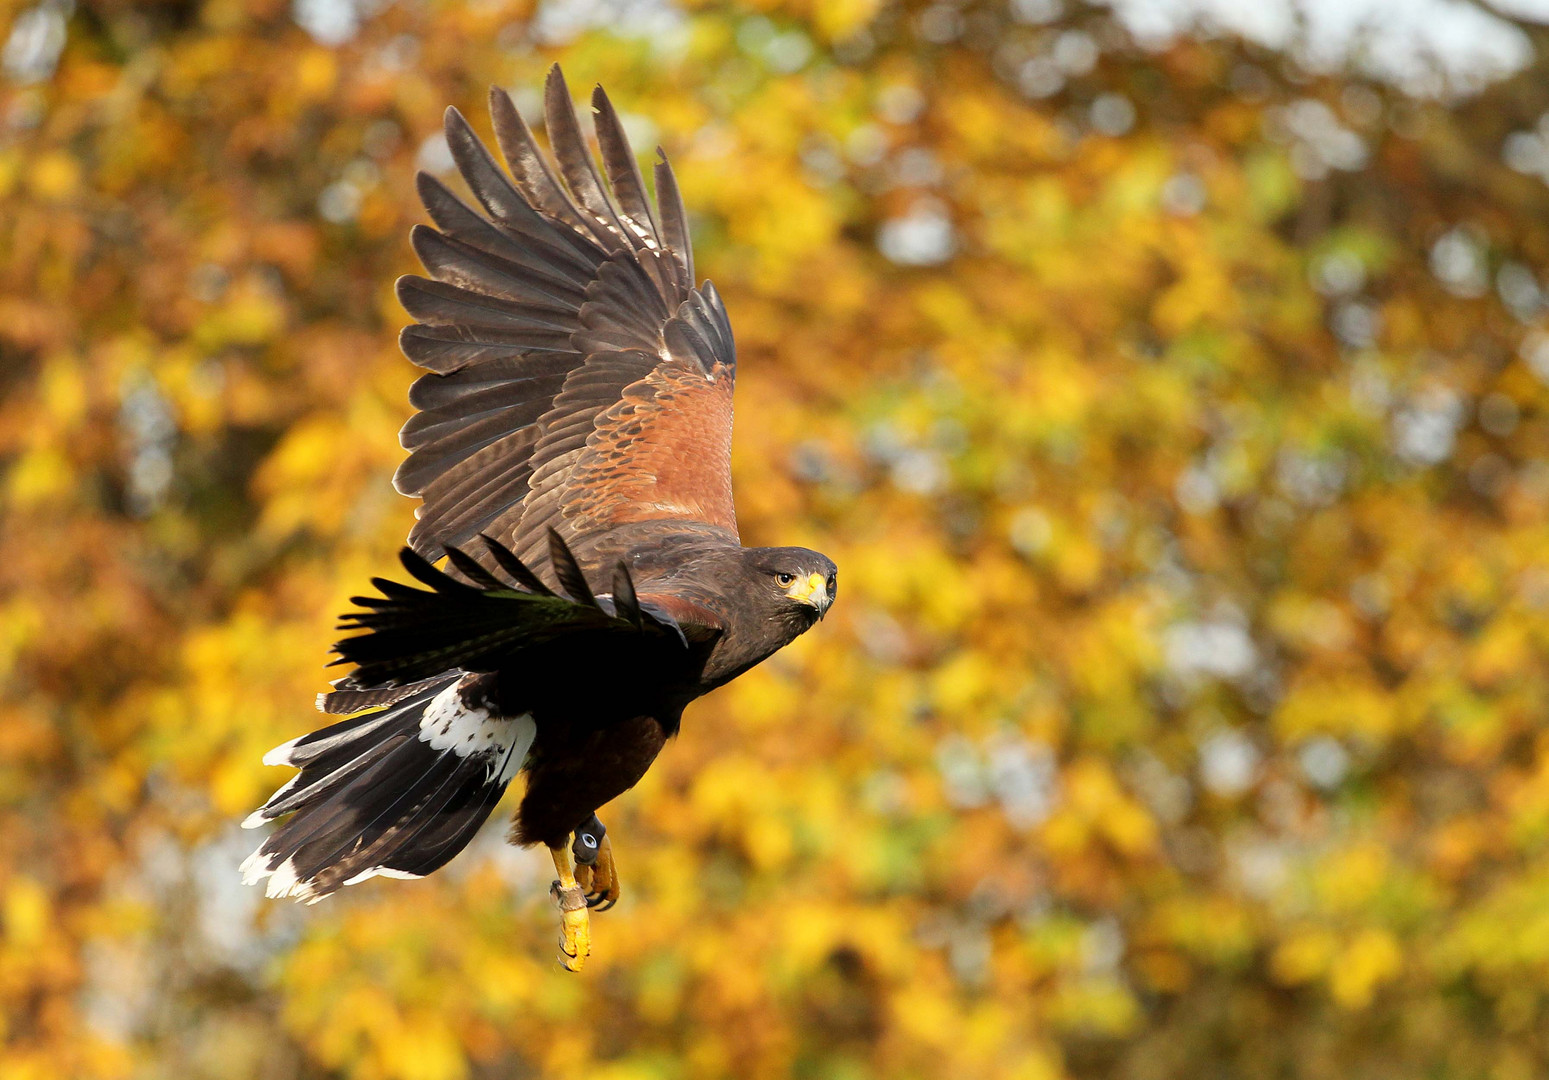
[
  {"left": 395, "top": 65, "right": 738, "bottom": 583},
  {"left": 332, "top": 532, "right": 715, "bottom": 690}
]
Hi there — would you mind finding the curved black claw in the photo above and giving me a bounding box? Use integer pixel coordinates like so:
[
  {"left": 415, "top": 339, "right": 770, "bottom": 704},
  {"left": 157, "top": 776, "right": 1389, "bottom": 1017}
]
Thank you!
[{"left": 572, "top": 813, "right": 606, "bottom": 866}]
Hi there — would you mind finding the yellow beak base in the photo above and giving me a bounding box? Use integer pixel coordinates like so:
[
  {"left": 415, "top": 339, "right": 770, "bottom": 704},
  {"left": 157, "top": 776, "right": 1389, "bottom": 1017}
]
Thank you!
[{"left": 785, "top": 572, "right": 830, "bottom": 609}]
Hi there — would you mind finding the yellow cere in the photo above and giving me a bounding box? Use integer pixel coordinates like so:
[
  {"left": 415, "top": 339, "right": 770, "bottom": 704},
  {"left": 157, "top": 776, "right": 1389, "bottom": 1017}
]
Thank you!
[{"left": 786, "top": 572, "right": 828, "bottom": 605}]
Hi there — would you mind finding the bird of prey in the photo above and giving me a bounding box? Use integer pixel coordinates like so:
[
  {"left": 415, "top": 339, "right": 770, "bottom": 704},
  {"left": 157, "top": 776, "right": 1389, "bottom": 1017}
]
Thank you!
[{"left": 240, "top": 66, "right": 836, "bottom": 970}]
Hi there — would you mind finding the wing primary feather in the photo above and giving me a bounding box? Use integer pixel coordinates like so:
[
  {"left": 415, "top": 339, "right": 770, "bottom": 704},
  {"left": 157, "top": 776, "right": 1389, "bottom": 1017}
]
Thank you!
[
  {"left": 443, "top": 106, "right": 554, "bottom": 236},
  {"left": 400, "top": 391, "right": 554, "bottom": 449},
  {"left": 406, "top": 442, "right": 538, "bottom": 555},
  {"left": 414, "top": 171, "right": 597, "bottom": 279},
  {"left": 487, "top": 85, "right": 600, "bottom": 243},
  {"left": 443, "top": 546, "right": 506, "bottom": 591},
  {"left": 395, "top": 276, "right": 577, "bottom": 337},
  {"left": 700, "top": 280, "right": 735, "bottom": 363},
  {"left": 546, "top": 528, "right": 596, "bottom": 607},
  {"left": 478, "top": 533, "right": 555, "bottom": 595},
  {"left": 398, "top": 548, "right": 461, "bottom": 593},
  {"left": 590, "top": 86, "right": 660, "bottom": 245},
  {"left": 613, "top": 562, "right": 642, "bottom": 627},
  {"left": 413, "top": 173, "right": 527, "bottom": 260},
  {"left": 397, "top": 323, "right": 574, "bottom": 379},
  {"left": 405, "top": 355, "right": 572, "bottom": 410},
  {"left": 653, "top": 151, "right": 694, "bottom": 285},
  {"left": 542, "top": 66, "right": 630, "bottom": 246},
  {"left": 410, "top": 225, "right": 587, "bottom": 310},
  {"left": 366, "top": 578, "right": 423, "bottom": 601}
]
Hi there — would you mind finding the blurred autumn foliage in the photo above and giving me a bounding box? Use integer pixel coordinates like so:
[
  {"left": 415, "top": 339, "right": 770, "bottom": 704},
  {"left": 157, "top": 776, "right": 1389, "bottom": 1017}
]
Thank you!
[{"left": 8, "top": 0, "right": 1549, "bottom": 1077}]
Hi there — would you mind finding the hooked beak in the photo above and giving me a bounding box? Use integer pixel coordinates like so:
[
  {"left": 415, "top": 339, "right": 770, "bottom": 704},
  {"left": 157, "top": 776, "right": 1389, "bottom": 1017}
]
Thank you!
[{"left": 785, "top": 572, "right": 832, "bottom": 617}]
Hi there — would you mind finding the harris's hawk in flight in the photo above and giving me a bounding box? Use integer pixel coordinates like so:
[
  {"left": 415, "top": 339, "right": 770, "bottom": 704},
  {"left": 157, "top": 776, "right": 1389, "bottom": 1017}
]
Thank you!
[{"left": 241, "top": 67, "right": 836, "bottom": 969}]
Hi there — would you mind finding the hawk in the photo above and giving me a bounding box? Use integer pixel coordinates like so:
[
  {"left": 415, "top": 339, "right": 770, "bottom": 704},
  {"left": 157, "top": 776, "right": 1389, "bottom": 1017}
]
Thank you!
[{"left": 240, "top": 67, "right": 836, "bottom": 970}]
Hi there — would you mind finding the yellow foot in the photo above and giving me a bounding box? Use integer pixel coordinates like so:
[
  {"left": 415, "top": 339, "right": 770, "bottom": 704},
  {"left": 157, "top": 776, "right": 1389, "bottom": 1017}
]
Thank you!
[
  {"left": 574, "top": 834, "right": 621, "bottom": 911},
  {"left": 552, "top": 882, "right": 591, "bottom": 970},
  {"left": 550, "top": 839, "right": 591, "bottom": 972}
]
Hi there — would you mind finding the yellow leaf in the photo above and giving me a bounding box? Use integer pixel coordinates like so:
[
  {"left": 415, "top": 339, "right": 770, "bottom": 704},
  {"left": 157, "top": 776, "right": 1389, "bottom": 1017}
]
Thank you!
[{"left": 1329, "top": 929, "right": 1402, "bottom": 1009}]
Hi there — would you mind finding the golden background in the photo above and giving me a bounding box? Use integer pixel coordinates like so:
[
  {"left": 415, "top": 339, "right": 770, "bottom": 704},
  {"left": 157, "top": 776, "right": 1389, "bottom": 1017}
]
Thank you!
[{"left": 5, "top": 1, "right": 1549, "bottom": 1077}]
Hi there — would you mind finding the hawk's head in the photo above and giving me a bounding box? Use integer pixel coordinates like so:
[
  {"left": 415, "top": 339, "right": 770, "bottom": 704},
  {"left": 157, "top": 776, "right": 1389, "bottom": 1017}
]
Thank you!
[{"left": 747, "top": 546, "right": 837, "bottom": 629}]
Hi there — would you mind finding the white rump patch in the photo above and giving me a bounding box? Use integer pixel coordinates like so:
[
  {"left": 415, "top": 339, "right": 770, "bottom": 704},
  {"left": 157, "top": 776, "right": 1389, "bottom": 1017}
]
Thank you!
[{"left": 419, "top": 682, "right": 533, "bottom": 784}]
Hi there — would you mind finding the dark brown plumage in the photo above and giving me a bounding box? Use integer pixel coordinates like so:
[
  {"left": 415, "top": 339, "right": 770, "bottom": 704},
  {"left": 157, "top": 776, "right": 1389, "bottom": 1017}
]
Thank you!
[{"left": 241, "top": 67, "right": 836, "bottom": 951}]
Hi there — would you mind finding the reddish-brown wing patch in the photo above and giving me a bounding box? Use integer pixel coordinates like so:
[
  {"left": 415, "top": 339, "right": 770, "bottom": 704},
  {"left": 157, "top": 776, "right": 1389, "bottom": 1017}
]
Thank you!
[
  {"left": 560, "top": 359, "right": 737, "bottom": 538},
  {"left": 635, "top": 591, "right": 727, "bottom": 641}
]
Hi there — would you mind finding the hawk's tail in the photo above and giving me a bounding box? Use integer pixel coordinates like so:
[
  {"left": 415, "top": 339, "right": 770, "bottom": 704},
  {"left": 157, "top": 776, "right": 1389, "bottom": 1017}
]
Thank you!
[{"left": 239, "top": 671, "right": 534, "bottom": 903}]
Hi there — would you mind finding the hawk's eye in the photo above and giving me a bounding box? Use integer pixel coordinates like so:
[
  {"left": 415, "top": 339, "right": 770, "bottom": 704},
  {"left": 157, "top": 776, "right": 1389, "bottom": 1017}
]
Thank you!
[{"left": 775, "top": 572, "right": 796, "bottom": 587}]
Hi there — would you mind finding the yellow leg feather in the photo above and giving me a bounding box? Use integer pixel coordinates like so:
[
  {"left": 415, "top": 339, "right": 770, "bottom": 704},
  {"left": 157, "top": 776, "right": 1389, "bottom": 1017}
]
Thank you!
[{"left": 549, "top": 839, "right": 591, "bottom": 972}]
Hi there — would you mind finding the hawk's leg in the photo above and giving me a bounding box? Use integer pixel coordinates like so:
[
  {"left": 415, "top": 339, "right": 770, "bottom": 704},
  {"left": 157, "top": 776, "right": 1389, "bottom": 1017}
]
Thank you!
[
  {"left": 571, "top": 813, "right": 620, "bottom": 911},
  {"left": 549, "top": 840, "right": 591, "bottom": 972}
]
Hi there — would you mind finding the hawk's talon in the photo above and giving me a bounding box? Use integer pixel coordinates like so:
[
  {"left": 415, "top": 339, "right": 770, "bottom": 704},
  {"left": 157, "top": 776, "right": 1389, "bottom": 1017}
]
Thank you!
[
  {"left": 549, "top": 840, "right": 592, "bottom": 971},
  {"left": 580, "top": 832, "right": 619, "bottom": 910}
]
